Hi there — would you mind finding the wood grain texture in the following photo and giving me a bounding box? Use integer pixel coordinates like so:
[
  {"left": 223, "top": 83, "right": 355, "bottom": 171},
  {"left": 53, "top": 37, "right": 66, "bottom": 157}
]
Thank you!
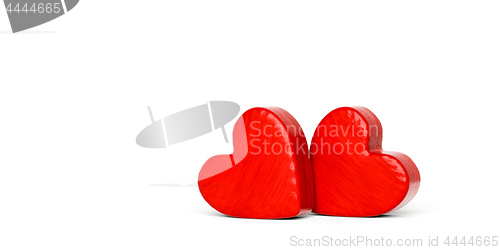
[
  {"left": 311, "top": 107, "right": 420, "bottom": 217},
  {"left": 198, "top": 107, "right": 314, "bottom": 219}
]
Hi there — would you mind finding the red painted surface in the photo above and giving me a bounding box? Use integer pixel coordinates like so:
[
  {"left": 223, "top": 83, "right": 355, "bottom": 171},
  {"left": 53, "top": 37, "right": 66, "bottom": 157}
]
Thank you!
[
  {"left": 311, "top": 107, "right": 420, "bottom": 217},
  {"left": 198, "top": 107, "right": 314, "bottom": 219}
]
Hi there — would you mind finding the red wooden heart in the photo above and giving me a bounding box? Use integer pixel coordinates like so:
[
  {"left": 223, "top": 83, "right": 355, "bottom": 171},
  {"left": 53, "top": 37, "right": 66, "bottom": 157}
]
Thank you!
[
  {"left": 198, "top": 107, "right": 314, "bottom": 219},
  {"left": 310, "top": 107, "right": 420, "bottom": 217}
]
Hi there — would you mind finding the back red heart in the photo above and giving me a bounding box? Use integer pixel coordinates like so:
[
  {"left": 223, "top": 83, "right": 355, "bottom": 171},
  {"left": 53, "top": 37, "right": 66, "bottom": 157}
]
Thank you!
[
  {"left": 310, "top": 107, "right": 420, "bottom": 217},
  {"left": 198, "top": 107, "right": 314, "bottom": 219}
]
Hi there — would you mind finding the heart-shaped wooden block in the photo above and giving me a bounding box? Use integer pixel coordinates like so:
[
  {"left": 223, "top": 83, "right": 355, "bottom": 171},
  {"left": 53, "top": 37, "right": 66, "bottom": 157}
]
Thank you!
[
  {"left": 198, "top": 107, "right": 314, "bottom": 219},
  {"left": 311, "top": 107, "right": 420, "bottom": 217}
]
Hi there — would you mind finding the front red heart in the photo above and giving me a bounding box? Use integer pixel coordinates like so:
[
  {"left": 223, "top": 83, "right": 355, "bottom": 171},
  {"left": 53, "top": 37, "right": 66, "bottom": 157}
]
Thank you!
[
  {"left": 311, "top": 107, "right": 420, "bottom": 217},
  {"left": 198, "top": 107, "right": 314, "bottom": 219}
]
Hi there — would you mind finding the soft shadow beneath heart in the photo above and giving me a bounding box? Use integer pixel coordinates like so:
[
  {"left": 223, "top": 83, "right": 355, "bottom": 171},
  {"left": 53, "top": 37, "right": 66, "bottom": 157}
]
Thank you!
[
  {"left": 149, "top": 183, "right": 197, "bottom": 187},
  {"left": 310, "top": 212, "right": 402, "bottom": 218},
  {"left": 205, "top": 210, "right": 310, "bottom": 220}
]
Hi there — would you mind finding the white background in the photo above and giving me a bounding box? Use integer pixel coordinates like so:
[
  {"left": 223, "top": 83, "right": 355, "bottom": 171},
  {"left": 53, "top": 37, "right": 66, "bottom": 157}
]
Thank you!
[{"left": 1, "top": 1, "right": 499, "bottom": 249}]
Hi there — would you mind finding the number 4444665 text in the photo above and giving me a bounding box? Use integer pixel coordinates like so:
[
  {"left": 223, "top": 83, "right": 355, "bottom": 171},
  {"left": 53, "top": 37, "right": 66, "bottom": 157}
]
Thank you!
[{"left": 6, "top": 3, "right": 63, "bottom": 14}]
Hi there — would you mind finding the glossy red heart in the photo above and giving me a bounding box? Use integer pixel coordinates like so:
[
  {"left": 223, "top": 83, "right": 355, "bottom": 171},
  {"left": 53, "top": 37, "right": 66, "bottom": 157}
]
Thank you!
[
  {"left": 198, "top": 107, "right": 314, "bottom": 219},
  {"left": 310, "top": 107, "right": 420, "bottom": 217}
]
